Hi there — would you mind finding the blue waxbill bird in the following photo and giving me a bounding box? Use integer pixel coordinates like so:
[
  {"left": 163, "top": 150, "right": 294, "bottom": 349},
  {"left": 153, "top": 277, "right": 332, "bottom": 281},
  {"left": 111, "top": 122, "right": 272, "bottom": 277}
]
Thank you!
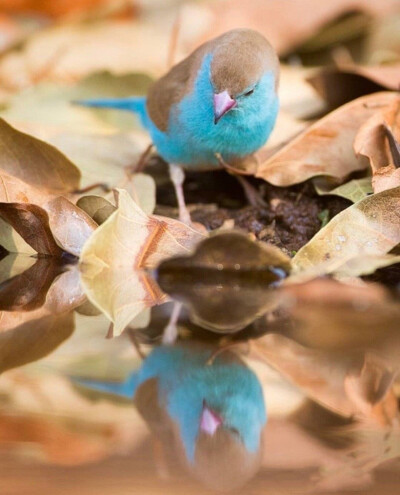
[
  {"left": 76, "top": 28, "right": 280, "bottom": 224},
  {"left": 74, "top": 343, "right": 267, "bottom": 490}
]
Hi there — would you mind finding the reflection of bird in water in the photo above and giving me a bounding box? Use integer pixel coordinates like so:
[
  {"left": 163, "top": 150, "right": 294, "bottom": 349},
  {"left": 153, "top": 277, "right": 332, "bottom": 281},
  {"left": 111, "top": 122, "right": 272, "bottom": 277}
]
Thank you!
[{"left": 74, "top": 342, "right": 266, "bottom": 491}]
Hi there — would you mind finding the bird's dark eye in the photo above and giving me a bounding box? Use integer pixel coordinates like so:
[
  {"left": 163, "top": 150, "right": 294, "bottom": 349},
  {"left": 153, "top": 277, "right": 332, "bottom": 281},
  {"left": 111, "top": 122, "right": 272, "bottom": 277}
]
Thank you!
[{"left": 244, "top": 89, "right": 254, "bottom": 96}]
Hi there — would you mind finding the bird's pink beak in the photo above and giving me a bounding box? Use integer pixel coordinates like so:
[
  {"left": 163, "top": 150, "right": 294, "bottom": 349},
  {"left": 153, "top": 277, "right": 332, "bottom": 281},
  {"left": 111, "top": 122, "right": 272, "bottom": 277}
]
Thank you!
[
  {"left": 200, "top": 404, "right": 223, "bottom": 436},
  {"left": 213, "top": 90, "right": 237, "bottom": 124}
]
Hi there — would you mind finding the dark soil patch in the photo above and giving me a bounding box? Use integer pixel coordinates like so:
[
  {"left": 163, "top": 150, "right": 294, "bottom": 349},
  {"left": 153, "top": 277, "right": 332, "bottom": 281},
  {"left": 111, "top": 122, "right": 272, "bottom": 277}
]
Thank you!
[{"left": 154, "top": 164, "right": 351, "bottom": 254}]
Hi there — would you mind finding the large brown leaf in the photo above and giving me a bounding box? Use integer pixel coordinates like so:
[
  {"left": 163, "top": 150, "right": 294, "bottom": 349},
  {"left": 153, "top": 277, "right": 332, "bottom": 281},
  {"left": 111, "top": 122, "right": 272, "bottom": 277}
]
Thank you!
[{"left": 256, "top": 92, "right": 398, "bottom": 186}]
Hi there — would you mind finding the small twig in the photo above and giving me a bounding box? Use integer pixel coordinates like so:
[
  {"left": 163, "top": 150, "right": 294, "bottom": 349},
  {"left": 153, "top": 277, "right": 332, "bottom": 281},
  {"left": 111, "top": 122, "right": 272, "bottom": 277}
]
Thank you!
[
  {"left": 206, "top": 340, "right": 250, "bottom": 366},
  {"left": 126, "top": 328, "right": 146, "bottom": 360},
  {"left": 125, "top": 143, "right": 154, "bottom": 176},
  {"left": 167, "top": 10, "right": 182, "bottom": 70},
  {"left": 73, "top": 182, "right": 111, "bottom": 194},
  {"left": 215, "top": 152, "right": 250, "bottom": 175},
  {"left": 106, "top": 322, "right": 114, "bottom": 339}
]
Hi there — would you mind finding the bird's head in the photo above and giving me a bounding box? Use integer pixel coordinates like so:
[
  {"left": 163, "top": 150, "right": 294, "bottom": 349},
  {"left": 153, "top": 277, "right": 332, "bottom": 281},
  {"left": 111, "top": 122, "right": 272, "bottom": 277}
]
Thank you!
[
  {"left": 210, "top": 29, "right": 279, "bottom": 124},
  {"left": 191, "top": 399, "right": 264, "bottom": 491}
]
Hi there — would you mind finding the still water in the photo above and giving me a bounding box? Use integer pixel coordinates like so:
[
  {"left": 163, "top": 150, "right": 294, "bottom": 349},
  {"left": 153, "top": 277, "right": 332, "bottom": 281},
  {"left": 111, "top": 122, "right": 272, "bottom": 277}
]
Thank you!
[{"left": 1, "top": 237, "right": 400, "bottom": 495}]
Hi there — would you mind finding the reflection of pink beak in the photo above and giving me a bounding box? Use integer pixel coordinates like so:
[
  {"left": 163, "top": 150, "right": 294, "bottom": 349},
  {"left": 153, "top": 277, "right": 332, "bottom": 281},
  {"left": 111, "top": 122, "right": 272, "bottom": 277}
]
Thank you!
[
  {"left": 213, "top": 90, "right": 237, "bottom": 124},
  {"left": 200, "top": 405, "right": 223, "bottom": 436}
]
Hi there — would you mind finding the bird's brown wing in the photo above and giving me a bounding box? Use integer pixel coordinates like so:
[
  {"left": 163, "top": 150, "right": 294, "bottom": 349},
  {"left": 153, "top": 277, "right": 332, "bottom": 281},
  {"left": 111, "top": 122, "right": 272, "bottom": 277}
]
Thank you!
[{"left": 146, "top": 43, "right": 210, "bottom": 132}]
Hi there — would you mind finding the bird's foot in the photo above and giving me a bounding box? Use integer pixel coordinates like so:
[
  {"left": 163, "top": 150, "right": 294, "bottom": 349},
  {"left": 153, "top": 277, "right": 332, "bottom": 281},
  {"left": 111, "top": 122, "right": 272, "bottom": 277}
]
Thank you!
[{"left": 168, "top": 163, "right": 192, "bottom": 225}]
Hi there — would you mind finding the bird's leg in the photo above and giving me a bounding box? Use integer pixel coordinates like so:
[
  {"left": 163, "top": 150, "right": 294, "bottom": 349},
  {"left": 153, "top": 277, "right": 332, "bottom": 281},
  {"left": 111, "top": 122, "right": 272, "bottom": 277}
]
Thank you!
[
  {"left": 162, "top": 301, "right": 183, "bottom": 345},
  {"left": 168, "top": 163, "right": 191, "bottom": 225}
]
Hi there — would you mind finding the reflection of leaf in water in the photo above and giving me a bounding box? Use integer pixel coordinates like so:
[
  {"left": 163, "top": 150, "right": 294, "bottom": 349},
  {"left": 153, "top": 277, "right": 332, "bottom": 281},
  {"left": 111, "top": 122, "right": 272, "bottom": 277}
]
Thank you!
[
  {"left": 0, "top": 264, "right": 85, "bottom": 371},
  {"left": 277, "top": 278, "right": 400, "bottom": 351},
  {"left": 0, "top": 257, "right": 65, "bottom": 311},
  {"left": 79, "top": 189, "right": 205, "bottom": 336},
  {"left": 254, "top": 331, "right": 398, "bottom": 425},
  {"left": 0, "top": 312, "right": 74, "bottom": 373},
  {"left": 157, "top": 232, "right": 290, "bottom": 333}
]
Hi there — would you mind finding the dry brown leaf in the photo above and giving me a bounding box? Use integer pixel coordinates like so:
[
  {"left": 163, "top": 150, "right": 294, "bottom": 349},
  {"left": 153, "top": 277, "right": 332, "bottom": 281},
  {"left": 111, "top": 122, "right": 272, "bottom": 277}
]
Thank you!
[
  {"left": 0, "top": 118, "right": 80, "bottom": 193},
  {"left": 354, "top": 97, "right": 400, "bottom": 193},
  {"left": 293, "top": 186, "right": 400, "bottom": 271},
  {"left": 0, "top": 22, "right": 178, "bottom": 91},
  {"left": 308, "top": 64, "right": 400, "bottom": 109},
  {"left": 190, "top": 0, "right": 400, "bottom": 56},
  {"left": 79, "top": 189, "right": 206, "bottom": 335},
  {"left": 256, "top": 92, "right": 398, "bottom": 186}
]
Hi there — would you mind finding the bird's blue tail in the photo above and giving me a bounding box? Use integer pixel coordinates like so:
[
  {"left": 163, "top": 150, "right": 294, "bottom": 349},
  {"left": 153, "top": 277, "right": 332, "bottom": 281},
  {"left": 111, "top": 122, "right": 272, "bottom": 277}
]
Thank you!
[
  {"left": 73, "top": 96, "right": 148, "bottom": 127},
  {"left": 72, "top": 371, "right": 139, "bottom": 400}
]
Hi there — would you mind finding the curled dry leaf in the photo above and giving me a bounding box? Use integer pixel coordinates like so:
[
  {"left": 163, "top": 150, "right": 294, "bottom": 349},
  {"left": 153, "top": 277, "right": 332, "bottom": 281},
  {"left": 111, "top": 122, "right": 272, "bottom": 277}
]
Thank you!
[
  {"left": 79, "top": 189, "right": 206, "bottom": 336},
  {"left": 0, "top": 203, "right": 64, "bottom": 256},
  {"left": 308, "top": 63, "right": 400, "bottom": 109},
  {"left": 0, "top": 199, "right": 97, "bottom": 256},
  {"left": 256, "top": 93, "right": 398, "bottom": 186},
  {"left": 292, "top": 186, "right": 400, "bottom": 272},
  {"left": 46, "top": 197, "right": 97, "bottom": 257},
  {"left": 354, "top": 97, "right": 400, "bottom": 193}
]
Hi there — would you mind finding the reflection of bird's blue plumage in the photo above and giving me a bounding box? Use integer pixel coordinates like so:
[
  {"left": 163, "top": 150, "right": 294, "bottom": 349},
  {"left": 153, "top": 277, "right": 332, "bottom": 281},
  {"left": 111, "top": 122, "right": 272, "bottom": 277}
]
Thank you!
[
  {"left": 76, "top": 54, "right": 278, "bottom": 169},
  {"left": 74, "top": 345, "right": 266, "bottom": 463}
]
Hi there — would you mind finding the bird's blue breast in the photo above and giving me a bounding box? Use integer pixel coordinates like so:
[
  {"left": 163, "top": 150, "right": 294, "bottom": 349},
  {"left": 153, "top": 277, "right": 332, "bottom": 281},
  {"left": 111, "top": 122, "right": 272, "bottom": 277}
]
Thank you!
[{"left": 145, "top": 55, "right": 279, "bottom": 169}]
